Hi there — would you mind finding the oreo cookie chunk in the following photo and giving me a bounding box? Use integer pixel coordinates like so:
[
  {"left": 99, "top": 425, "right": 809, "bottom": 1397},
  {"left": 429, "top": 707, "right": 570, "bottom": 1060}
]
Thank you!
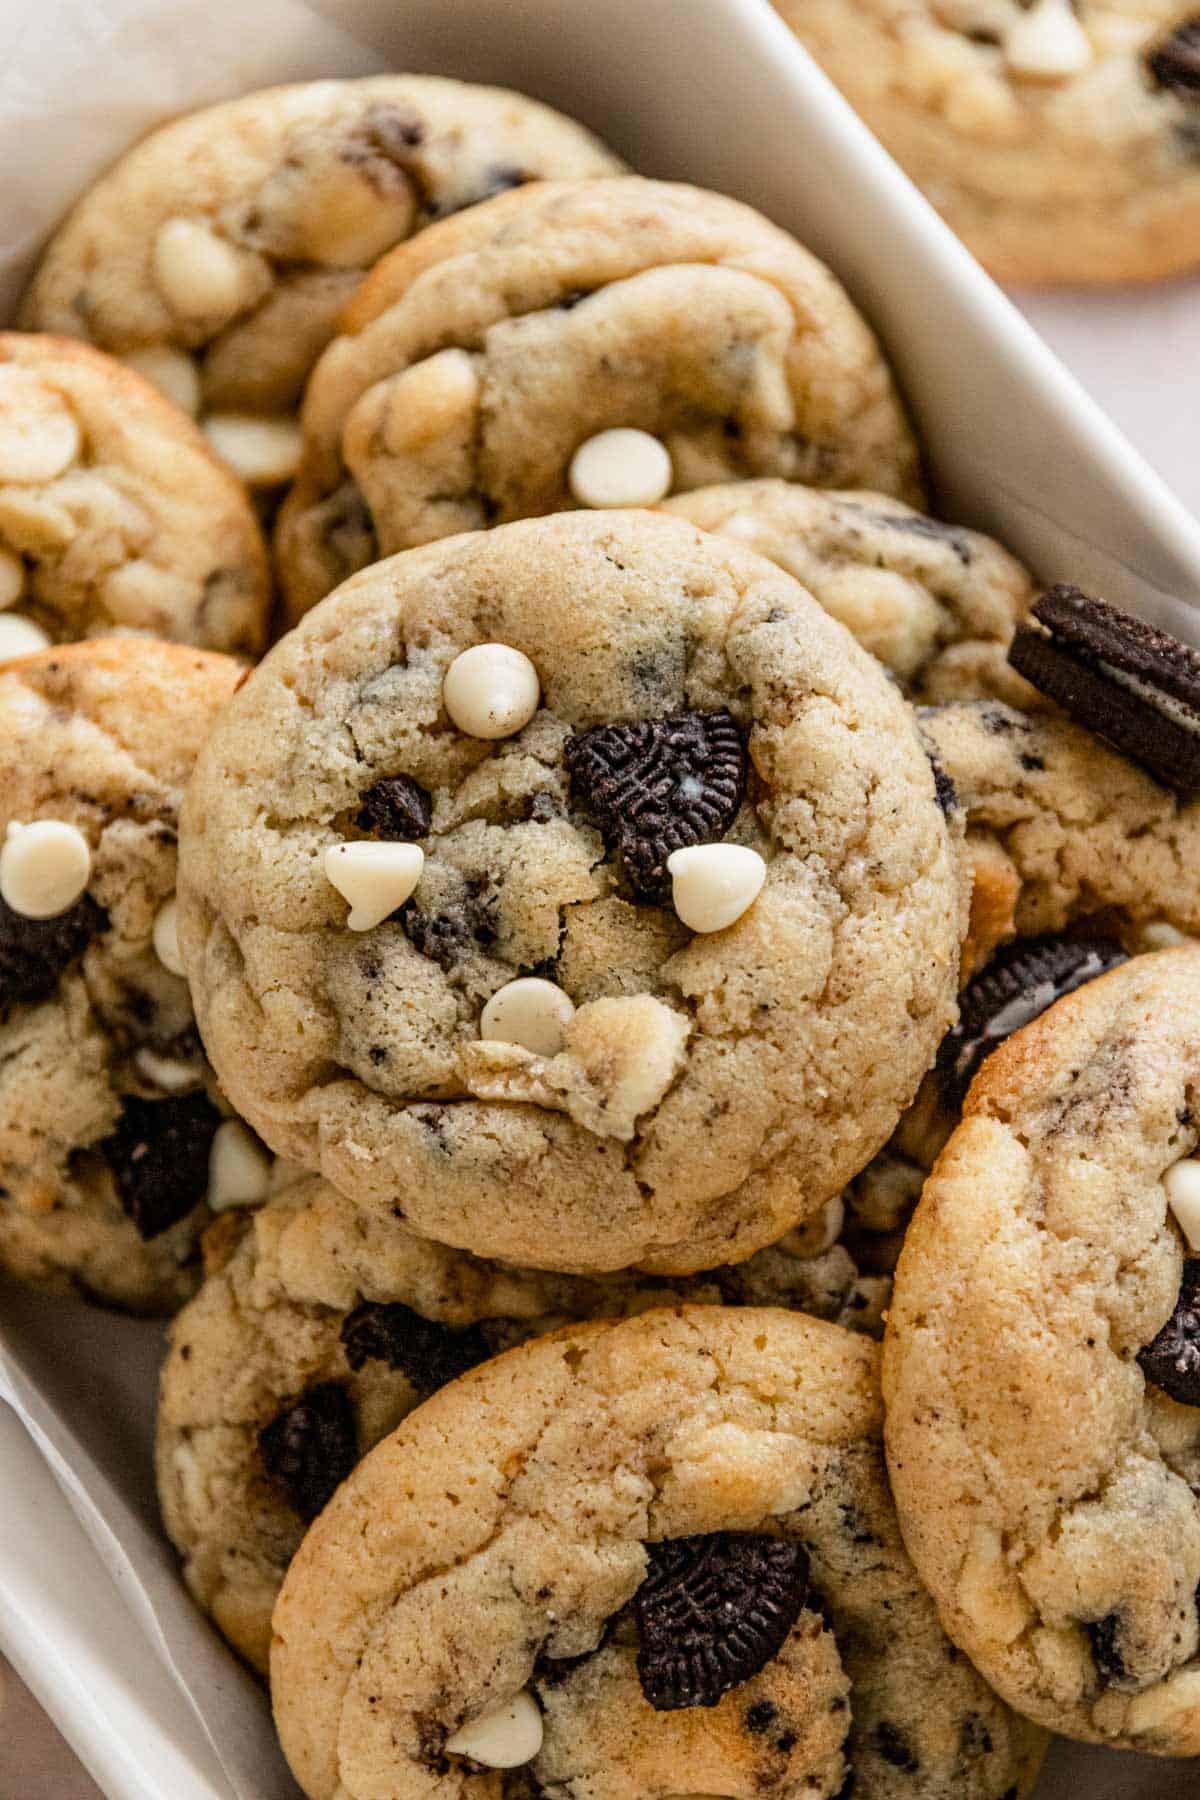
[
  {"left": 1008, "top": 585, "right": 1200, "bottom": 792},
  {"left": 1137, "top": 1260, "right": 1200, "bottom": 1405},
  {"left": 340, "top": 1300, "right": 491, "bottom": 1395},
  {"left": 101, "top": 1091, "right": 222, "bottom": 1239},
  {"left": 1146, "top": 18, "right": 1200, "bottom": 99},
  {"left": 936, "top": 935, "right": 1127, "bottom": 1109},
  {"left": 0, "top": 890, "right": 106, "bottom": 1013},
  {"left": 258, "top": 1383, "right": 358, "bottom": 1523}
]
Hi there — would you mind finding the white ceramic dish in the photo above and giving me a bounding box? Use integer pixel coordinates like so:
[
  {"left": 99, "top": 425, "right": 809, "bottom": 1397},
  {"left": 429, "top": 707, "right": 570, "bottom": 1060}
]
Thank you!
[{"left": 3, "top": 0, "right": 1200, "bottom": 1795}]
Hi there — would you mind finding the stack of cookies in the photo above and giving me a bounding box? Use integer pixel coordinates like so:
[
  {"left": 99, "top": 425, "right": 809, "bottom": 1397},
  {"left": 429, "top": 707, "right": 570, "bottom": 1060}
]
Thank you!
[{"left": 2, "top": 67, "right": 1200, "bottom": 1800}]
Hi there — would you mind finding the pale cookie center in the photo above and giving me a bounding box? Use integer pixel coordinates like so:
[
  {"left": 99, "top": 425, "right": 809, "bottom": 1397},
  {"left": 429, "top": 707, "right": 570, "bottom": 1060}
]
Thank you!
[
  {"left": 445, "top": 1691, "right": 544, "bottom": 1769},
  {"left": 480, "top": 977, "right": 576, "bottom": 1057},
  {"left": 0, "top": 819, "right": 91, "bottom": 918},
  {"left": 121, "top": 345, "right": 202, "bottom": 417},
  {"left": 152, "top": 218, "right": 258, "bottom": 324},
  {"left": 568, "top": 428, "right": 674, "bottom": 509},
  {"left": 323, "top": 840, "right": 424, "bottom": 932},
  {"left": 153, "top": 896, "right": 186, "bottom": 976},
  {"left": 0, "top": 614, "right": 49, "bottom": 659},
  {"left": 203, "top": 414, "right": 303, "bottom": 488},
  {"left": 207, "top": 1119, "right": 273, "bottom": 1211},
  {"left": 1164, "top": 1158, "right": 1200, "bottom": 1251},
  {"left": 0, "top": 365, "right": 82, "bottom": 484},
  {"left": 0, "top": 546, "right": 25, "bottom": 609},
  {"left": 667, "top": 843, "right": 766, "bottom": 933},
  {"left": 443, "top": 643, "right": 541, "bottom": 739},
  {"left": 1004, "top": 0, "right": 1091, "bottom": 79}
]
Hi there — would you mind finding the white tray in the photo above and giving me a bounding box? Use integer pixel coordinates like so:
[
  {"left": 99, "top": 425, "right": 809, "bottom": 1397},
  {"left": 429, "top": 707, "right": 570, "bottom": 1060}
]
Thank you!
[{"left": 2, "top": 0, "right": 1200, "bottom": 1795}]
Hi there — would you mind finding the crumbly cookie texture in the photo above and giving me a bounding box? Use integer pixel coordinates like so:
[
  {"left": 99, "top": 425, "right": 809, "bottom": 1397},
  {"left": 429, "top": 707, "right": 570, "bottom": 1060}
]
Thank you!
[
  {"left": 270, "top": 1306, "right": 1045, "bottom": 1800},
  {"left": 0, "top": 334, "right": 269, "bottom": 652},
  {"left": 775, "top": 0, "right": 1200, "bottom": 285},
  {"left": 884, "top": 946, "right": 1200, "bottom": 1749},
  {"left": 157, "top": 1171, "right": 885, "bottom": 1673},
  {"left": 275, "top": 178, "right": 924, "bottom": 617},
  {"left": 20, "top": 77, "right": 620, "bottom": 462},
  {"left": 178, "top": 511, "right": 967, "bottom": 1276},
  {"left": 0, "top": 639, "right": 244, "bottom": 1311},
  {"left": 662, "top": 481, "right": 1038, "bottom": 704}
]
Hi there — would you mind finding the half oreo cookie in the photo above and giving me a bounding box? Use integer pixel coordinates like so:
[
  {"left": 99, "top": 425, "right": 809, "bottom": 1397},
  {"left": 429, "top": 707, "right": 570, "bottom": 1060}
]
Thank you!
[{"left": 1008, "top": 585, "right": 1200, "bottom": 793}]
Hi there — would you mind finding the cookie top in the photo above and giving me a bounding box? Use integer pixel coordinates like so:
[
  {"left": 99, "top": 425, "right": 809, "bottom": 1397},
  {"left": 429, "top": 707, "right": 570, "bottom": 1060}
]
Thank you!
[
  {"left": 178, "top": 511, "right": 967, "bottom": 1276},
  {"left": 0, "top": 638, "right": 247, "bottom": 1310},
  {"left": 661, "top": 480, "right": 1037, "bottom": 704},
  {"left": 884, "top": 946, "right": 1200, "bottom": 1749},
  {"left": 270, "top": 1305, "right": 1045, "bottom": 1800},
  {"left": 20, "top": 77, "right": 621, "bottom": 489},
  {"left": 158, "top": 1170, "right": 885, "bottom": 1672},
  {"left": 275, "top": 178, "right": 924, "bottom": 617},
  {"left": 777, "top": 0, "right": 1200, "bottom": 284},
  {"left": 0, "top": 333, "right": 269, "bottom": 655}
]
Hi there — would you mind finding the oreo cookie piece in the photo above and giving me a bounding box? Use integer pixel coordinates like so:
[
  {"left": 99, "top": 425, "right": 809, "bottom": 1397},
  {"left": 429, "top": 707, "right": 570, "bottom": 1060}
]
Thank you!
[
  {"left": 936, "top": 936, "right": 1127, "bottom": 1110},
  {"left": 100, "top": 1091, "right": 222, "bottom": 1238},
  {"left": 356, "top": 774, "right": 432, "bottom": 841},
  {"left": 1137, "top": 1259, "right": 1200, "bottom": 1406},
  {"left": 1146, "top": 17, "right": 1200, "bottom": 99},
  {"left": 1008, "top": 585, "right": 1200, "bottom": 792},
  {"left": 258, "top": 1383, "right": 358, "bottom": 1523},
  {"left": 0, "top": 891, "right": 107, "bottom": 1013},
  {"left": 340, "top": 1301, "right": 491, "bottom": 1395},
  {"left": 564, "top": 708, "right": 747, "bottom": 900},
  {"left": 633, "top": 1531, "right": 810, "bottom": 1710}
]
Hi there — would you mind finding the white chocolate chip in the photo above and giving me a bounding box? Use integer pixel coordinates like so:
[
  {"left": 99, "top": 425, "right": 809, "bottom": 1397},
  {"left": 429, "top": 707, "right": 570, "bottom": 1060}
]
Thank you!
[
  {"left": 443, "top": 643, "right": 540, "bottom": 740},
  {"left": 480, "top": 977, "right": 576, "bottom": 1057},
  {"left": 568, "top": 428, "right": 674, "bottom": 509},
  {"left": 1005, "top": 0, "right": 1091, "bottom": 79},
  {"left": 323, "top": 840, "right": 424, "bottom": 931},
  {"left": 203, "top": 413, "right": 303, "bottom": 488},
  {"left": 152, "top": 218, "right": 261, "bottom": 324},
  {"left": 445, "top": 1691, "right": 543, "bottom": 1768},
  {"left": 1164, "top": 1158, "right": 1200, "bottom": 1250},
  {"left": 667, "top": 843, "right": 766, "bottom": 934},
  {"left": 0, "top": 365, "right": 82, "bottom": 484},
  {"left": 207, "top": 1119, "right": 273, "bottom": 1212},
  {"left": 121, "top": 345, "right": 202, "bottom": 417},
  {"left": 134, "top": 1047, "right": 202, "bottom": 1093},
  {"left": 172, "top": 1440, "right": 209, "bottom": 1519},
  {"left": 0, "top": 614, "right": 48, "bottom": 660},
  {"left": 1137, "top": 921, "right": 1192, "bottom": 952},
  {"left": 0, "top": 819, "right": 91, "bottom": 918},
  {"left": 0, "top": 546, "right": 25, "bottom": 609},
  {"left": 153, "top": 895, "right": 186, "bottom": 976}
]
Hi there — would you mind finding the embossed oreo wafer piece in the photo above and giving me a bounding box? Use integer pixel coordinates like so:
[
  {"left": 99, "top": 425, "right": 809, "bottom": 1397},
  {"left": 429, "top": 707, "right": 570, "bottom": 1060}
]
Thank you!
[
  {"left": 1137, "top": 1259, "right": 1200, "bottom": 1406},
  {"left": 259, "top": 1382, "right": 358, "bottom": 1523},
  {"left": 936, "top": 935, "right": 1127, "bottom": 1109},
  {"left": 1009, "top": 585, "right": 1200, "bottom": 792},
  {"left": 340, "top": 1300, "right": 491, "bottom": 1394}
]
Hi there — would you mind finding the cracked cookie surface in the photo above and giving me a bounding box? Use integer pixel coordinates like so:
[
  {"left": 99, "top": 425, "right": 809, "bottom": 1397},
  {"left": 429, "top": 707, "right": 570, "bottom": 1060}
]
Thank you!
[
  {"left": 178, "top": 511, "right": 967, "bottom": 1275},
  {"left": 270, "top": 1305, "right": 1045, "bottom": 1800},
  {"left": 275, "top": 178, "right": 924, "bottom": 617}
]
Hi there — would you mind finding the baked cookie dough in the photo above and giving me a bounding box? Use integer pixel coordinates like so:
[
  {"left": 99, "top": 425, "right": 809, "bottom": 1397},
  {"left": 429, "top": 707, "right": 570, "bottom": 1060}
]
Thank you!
[
  {"left": 21, "top": 77, "right": 621, "bottom": 491},
  {"left": 885, "top": 945, "right": 1200, "bottom": 1750},
  {"left": 275, "top": 177, "right": 925, "bottom": 617},
  {"left": 0, "top": 333, "right": 269, "bottom": 655},
  {"left": 270, "top": 1305, "right": 1046, "bottom": 1799},
  {"left": 157, "top": 1171, "right": 885, "bottom": 1672},
  {"left": 662, "top": 480, "right": 1037, "bottom": 704},
  {"left": 178, "top": 511, "right": 967, "bottom": 1276},
  {"left": 0, "top": 638, "right": 258, "bottom": 1312},
  {"left": 775, "top": 0, "right": 1200, "bottom": 284}
]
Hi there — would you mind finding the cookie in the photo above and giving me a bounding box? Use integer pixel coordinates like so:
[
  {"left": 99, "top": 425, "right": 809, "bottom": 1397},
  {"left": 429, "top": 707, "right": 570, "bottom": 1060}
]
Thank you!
[
  {"left": 178, "top": 511, "right": 967, "bottom": 1276},
  {"left": 0, "top": 638, "right": 263, "bottom": 1311},
  {"left": 662, "top": 480, "right": 1038, "bottom": 704},
  {"left": 275, "top": 178, "right": 924, "bottom": 617},
  {"left": 20, "top": 77, "right": 621, "bottom": 492},
  {"left": 1009, "top": 583, "right": 1200, "bottom": 792},
  {"left": 0, "top": 333, "right": 269, "bottom": 655},
  {"left": 775, "top": 0, "right": 1200, "bottom": 285},
  {"left": 884, "top": 945, "right": 1200, "bottom": 1749},
  {"left": 157, "top": 1170, "right": 885, "bottom": 1672},
  {"left": 270, "top": 1306, "right": 1045, "bottom": 1799}
]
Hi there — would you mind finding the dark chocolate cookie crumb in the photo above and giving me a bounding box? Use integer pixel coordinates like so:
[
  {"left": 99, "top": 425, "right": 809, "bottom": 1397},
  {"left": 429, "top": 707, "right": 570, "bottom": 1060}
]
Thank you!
[
  {"left": 1086, "top": 1612, "right": 1132, "bottom": 1689},
  {"left": 1147, "top": 18, "right": 1200, "bottom": 98},
  {"left": 259, "top": 1383, "right": 357, "bottom": 1523},
  {"left": 340, "top": 1301, "right": 492, "bottom": 1395},
  {"left": 0, "top": 891, "right": 107, "bottom": 1013},
  {"left": 401, "top": 876, "right": 497, "bottom": 969},
  {"left": 100, "top": 1091, "right": 221, "bottom": 1238},
  {"left": 1137, "top": 1259, "right": 1200, "bottom": 1405},
  {"left": 876, "top": 1720, "right": 921, "bottom": 1772},
  {"left": 356, "top": 774, "right": 432, "bottom": 840}
]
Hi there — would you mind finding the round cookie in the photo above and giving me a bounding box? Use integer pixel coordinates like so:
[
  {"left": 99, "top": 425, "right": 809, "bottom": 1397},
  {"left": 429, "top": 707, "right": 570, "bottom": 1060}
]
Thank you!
[
  {"left": 884, "top": 945, "right": 1200, "bottom": 1750},
  {"left": 661, "top": 480, "right": 1038, "bottom": 704},
  {"left": 0, "top": 333, "right": 269, "bottom": 654},
  {"left": 21, "top": 77, "right": 621, "bottom": 491},
  {"left": 0, "top": 638, "right": 254, "bottom": 1311},
  {"left": 275, "top": 177, "right": 925, "bottom": 617},
  {"left": 178, "top": 511, "right": 967, "bottom": 1276},
  {"left": 158, "top": 1170, "right": 885, "bottom": 1673},
  {"left": 776, "top": 0, "right": 1200, "bottom": 285},
  {"left": 270, "top": 1306, "right": 1045, "bottom": 1800}
]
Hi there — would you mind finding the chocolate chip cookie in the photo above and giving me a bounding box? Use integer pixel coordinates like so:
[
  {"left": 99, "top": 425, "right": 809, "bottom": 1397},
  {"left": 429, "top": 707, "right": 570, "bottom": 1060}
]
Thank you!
[
  {"left": 0, "top": 333, "right": 269, "bottom": 655},
  {"left": 0, "top": 638, "right": 253, "bottom": 1311},
  {"left": 885, "top": 945, "right": 1200, "bottom": 1749},
  {"left": 178, "top": 511, "right": 967, "bottom": 1276},
  {"left": 20, "top": 78, "right": 621, "bottom": 493},
  {"left": 158, "top": 1171, "right": 884, "bottom": 1672},
  {"left": 270, "top": 1306, "right": 1046, "bottom": 1799},
  {"left": 775, "top": 0, "right": 1200, "bottom": 284},
  {"left": 275, "top": 178, "right": 925, "bottom": 617}
]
